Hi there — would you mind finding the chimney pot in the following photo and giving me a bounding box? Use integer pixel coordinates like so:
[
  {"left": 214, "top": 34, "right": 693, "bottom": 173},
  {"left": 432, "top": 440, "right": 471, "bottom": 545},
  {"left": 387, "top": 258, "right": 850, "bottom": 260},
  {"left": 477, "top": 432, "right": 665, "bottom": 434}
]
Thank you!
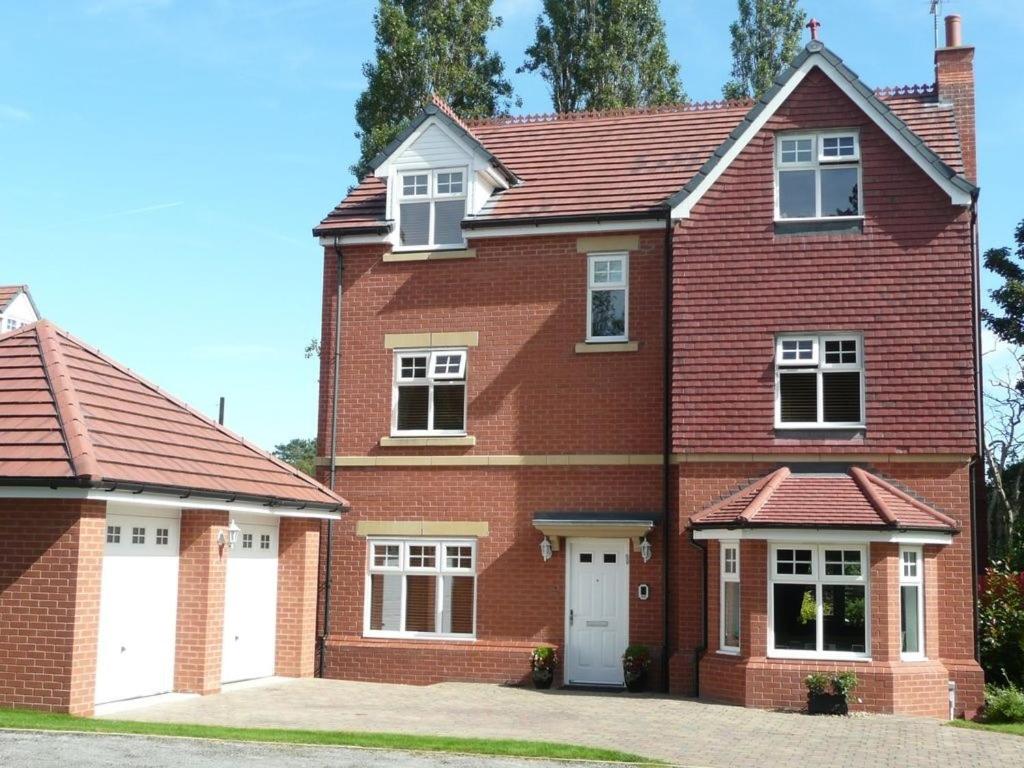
[{"left": 945, "top": 14, "right": 962, "bottom": 48}]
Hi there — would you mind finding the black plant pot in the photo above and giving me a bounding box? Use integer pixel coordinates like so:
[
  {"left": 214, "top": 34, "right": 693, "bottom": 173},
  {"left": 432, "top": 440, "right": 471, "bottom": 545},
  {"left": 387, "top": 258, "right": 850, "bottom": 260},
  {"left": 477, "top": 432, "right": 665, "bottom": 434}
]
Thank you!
[
  {"left": 807, "top": 692, "right": 848, "bottom": 715},
  {"left": 624, "top": 670, "right": 647, "bottom": 693},
  {"left": 532, "top": 668, "right": 554, "bottom": 689}
]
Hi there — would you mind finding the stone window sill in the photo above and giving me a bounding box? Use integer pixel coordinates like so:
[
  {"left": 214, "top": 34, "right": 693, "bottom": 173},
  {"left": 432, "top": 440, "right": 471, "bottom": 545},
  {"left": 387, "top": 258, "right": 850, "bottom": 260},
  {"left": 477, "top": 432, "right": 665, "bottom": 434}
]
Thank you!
[
  {"left": 575, "top": 341, "right": 640, "bottom": 354},
  {"left": 379, "top": 435, "right": 477, "bottom": 447},
  {"left": 383, "top": 248, "right": 476, "bottom": 262}
]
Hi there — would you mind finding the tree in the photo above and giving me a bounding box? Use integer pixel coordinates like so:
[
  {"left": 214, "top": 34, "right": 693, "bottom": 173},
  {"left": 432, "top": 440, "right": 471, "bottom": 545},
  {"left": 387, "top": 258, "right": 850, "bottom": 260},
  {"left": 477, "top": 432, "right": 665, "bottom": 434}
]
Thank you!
[
  {"left": 983, "top": 220, "right": 1024, "bottom": 346},
  {"left": 722, "top": 0, "right": 806, "bottom": 101},
  {"left": 520, "top": 0, "right": 685, "bottom": 114},
  {"left": 273, "top": 438, "right": 317, "bottom": 478},
  {"left": 985, "top": 352, "right": 1024, "bottom": 568},
  {"left": 352, "top": 0, "right": 515, "bottom": 178}
]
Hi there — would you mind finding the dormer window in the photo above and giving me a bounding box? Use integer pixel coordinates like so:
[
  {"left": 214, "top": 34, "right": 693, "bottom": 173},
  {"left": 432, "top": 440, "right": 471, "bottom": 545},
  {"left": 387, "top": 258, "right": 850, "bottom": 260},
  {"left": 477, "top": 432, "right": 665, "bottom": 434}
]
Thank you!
[
  {"left": 398, "top": 168, "right": 466, "bottom": 248},
  {"left": 776, "top": 132, "right": 861, "bottom": 221}
]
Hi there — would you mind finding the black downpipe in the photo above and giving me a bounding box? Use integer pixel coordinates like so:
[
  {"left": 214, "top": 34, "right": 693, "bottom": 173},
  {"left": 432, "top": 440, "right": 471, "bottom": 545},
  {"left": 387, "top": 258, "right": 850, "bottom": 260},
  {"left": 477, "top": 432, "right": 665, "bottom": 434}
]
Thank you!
[
  {"left": 318, "top": 245, "right": 344, "bottom": 678},
  {"left": 968, "top": 192, "right": 982, "bottom": 662},
  {"left": 660, "top": 211, "right": 673, "bottom": 692},
  {"left": 689, "top": 534, "right": 708, "bottom": 695}
]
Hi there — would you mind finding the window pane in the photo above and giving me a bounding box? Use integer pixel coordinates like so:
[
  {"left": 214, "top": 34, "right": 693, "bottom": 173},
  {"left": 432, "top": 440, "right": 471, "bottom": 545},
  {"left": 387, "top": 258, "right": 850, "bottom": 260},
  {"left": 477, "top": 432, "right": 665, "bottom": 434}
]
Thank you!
[
  {"left": 773, "top": 583, "right": 817, "bottom": 651},
  {"left": 400, "top": 201, "right": 430, "bottom": 246},
  {"left": 405, "top": 574, "right": 437, "bottom": 632},
  {"left": 592, "top": 257, "right": 624, "bottom": 285},
  {"left": 373, "top": 544, "right": 400, "bottom": 568},
  {"left": 403, "top": 174, "right": 428, "bottom": 196},
  {"left": 397, "top": 385, "right": 429, "bottom": 430},
  {"left": 824, "top": 549, "right": 862, "bottom": 577},
  {"left": 779, "top": 372, "right": 817, "bottom": 423},
  {"left": 590, "top": 289, "right": 626, "bottom": 338},
  {"left": 445, "top": 545, "right": 472, "bottom": 569},
  {"left": 442, "top": 575, "right": 474, "bottom": 634},
  {"left": 780, "top": 137, "right": 813, "bottom": 163},
  {"left": 400, "top": 355, "right": 428, "bottom": 379},
  {"left": 776, "top": 548, "right": 813, "bottom": 576},
  {"left": 902, "top": 550, "right": 919, "bottom": 579},
  {"left": 432, "top": 384, "right": 465, "bottom": 431},
  {"left": 408, "top": 544, "right": 437, "bottom": 568},
  {"left": 822, "top": 371, "right": 862, "bottom": 423},
  {"left": 434, "top": 199, "right": 465, "bottom": 245},
  {"left": 724, "top": 547, "right": 737, "bottom": 575},
  {"left": 723, "top": 580, "right": 740, "bottom": 648},
  {"left": 901, "top": 585, "right": 921, "bottom": 654},
  {"left": 822, "top": 584, "right": 866, "bottom": 653},
  {"left": 369, "top": 573, "right": 402, "bottom": 631},
  {"left": 820, "top": 167, "right": 859, "bottom": 216},
  {"left": 822, "top": 135, "right": 856, "bottom": 158},
  {"left": 778, "top": 170, "right": 816, "bottom": 218},
  {"left": 432, "top": 352, "right": 464, "bottom": 378}
]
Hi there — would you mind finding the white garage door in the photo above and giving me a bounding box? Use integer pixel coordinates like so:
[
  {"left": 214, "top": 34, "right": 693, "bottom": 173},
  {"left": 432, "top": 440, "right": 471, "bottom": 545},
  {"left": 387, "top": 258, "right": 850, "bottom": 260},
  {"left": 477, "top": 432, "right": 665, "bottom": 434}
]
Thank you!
[
  {"left": 95, "top": 512, "right": 180, "bottom": 705},
  {"left": 221, "top": 519, "right": 279, "bottom": 683}
]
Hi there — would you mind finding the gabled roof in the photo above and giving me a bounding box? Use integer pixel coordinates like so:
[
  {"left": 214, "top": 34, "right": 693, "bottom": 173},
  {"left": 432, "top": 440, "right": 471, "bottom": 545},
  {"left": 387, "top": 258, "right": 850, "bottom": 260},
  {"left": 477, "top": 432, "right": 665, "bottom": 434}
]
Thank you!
[
  {"left": 0, "top": 285, "right": 39, "bottom": 317},
  {"left": 0, "top": 320, "right": 346, "bottom": 512},
  {"left": 668, "top": 40, "right": 977, "bottom": 217},
  {"left": 690, "top": 466, "right": 958, "bottom": 532},
  {"left": 317, "top": 42, "right": 971, "bottom": 236}
]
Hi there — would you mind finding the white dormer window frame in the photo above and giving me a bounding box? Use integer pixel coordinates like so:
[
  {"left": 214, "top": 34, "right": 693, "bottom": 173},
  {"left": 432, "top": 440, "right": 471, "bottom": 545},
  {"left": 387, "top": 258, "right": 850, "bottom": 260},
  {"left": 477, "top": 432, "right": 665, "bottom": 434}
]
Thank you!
[
  {"left": 774, "top": 130, "right": 863, "bottom": 222},
  {"left": 394, "top": 166, "right": 469, "bottom": 251}
]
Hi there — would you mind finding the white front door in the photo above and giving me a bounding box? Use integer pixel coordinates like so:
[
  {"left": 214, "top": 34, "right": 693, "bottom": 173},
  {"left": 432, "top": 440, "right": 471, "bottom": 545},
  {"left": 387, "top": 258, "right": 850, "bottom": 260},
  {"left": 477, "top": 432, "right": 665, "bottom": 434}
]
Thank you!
[
  {"left": 95, "top": 512, "right": 180, "bottom": 705},
  {"left": 221, "top": 519, "right": 279, "bottom": 683},
  {"left": 565, "top": 538, "right": 629, "bottom": 686}
]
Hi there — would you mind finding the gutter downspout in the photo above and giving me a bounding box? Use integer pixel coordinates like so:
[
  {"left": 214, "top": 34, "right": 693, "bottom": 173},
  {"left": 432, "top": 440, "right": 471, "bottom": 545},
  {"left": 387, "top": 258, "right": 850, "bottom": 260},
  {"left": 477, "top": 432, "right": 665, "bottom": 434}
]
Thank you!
[
  {"left": 661, "top": 211, "right": 673, "bottom": 692},
  {"left": 688, "top": 533, "right": 708, "bottom": 696},
  {"left": 318, "top": 242, "right": 344, "bottom": 678},
  {"left": 969, "top": 190, "right": 982, "bottom": 662}
]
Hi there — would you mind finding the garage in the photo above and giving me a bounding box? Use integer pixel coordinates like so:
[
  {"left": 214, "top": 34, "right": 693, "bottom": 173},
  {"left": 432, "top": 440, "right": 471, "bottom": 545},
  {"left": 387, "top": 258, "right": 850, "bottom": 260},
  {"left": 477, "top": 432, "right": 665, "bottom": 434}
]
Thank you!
[
  {"left": 95, "top": 510, "right": 181, "bottom": 706},
  {"left": 221, "top": 518, "right": 280, "bottom": 683}
]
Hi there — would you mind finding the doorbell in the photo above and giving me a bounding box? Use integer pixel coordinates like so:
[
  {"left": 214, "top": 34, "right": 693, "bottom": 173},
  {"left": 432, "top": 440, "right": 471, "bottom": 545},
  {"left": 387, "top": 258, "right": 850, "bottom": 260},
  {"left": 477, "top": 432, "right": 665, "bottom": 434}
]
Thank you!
[{"left": 637, "top": 583, "right": 650, "bottom": 601}]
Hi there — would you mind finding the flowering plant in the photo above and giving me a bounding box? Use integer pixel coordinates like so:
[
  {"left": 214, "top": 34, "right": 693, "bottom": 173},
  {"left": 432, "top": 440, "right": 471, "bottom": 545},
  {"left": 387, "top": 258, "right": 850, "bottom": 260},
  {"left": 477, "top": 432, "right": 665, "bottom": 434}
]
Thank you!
[
  {"left": 531, "top": 646, "right": 557, "bottom": 672},
  {"left": 622, "top": 644, "right": 651, "bottom": 675}
]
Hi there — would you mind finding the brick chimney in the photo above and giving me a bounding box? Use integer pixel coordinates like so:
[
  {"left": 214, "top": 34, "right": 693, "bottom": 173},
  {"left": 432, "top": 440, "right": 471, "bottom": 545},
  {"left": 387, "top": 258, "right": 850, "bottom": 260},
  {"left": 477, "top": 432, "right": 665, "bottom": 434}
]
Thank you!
[{"left": 935, "top": 14, "right": 976, "bottom": 183}]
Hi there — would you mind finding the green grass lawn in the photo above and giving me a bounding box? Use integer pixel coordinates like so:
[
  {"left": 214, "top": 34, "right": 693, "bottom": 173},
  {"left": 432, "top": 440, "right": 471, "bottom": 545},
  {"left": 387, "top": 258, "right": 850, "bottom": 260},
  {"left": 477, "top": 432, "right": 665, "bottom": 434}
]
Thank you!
[
  {"left": 0, "top": 708, "right": 662, "bottom": 764},
  {"left": 948, "top": 720, "right": 1024, "bottom": 737}
]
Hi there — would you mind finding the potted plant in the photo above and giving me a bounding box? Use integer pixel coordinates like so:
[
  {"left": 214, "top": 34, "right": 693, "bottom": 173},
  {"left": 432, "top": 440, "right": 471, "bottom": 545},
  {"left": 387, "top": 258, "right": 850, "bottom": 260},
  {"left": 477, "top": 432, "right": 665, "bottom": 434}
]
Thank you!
[
  {"left": 805, "top": 671, "right": 859, "bottom": 715},
  {"left": 530, "top": 646, "right": 557, "bottom": 689},
  {"left": 622, "top": 644, "right": 651, "bottom": 692}
]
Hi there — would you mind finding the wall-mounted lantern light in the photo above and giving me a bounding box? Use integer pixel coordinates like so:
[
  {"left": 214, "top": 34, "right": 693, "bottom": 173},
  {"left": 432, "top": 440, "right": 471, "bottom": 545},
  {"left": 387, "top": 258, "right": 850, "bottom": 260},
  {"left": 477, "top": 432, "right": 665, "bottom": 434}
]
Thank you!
[
  {"left": 540, "top": 536, "right": 554, "bottom": 562},
  {"left": 218, "top": 519, "right": 242, "bottom": 549},
  {"left": 639, "top": 537, "right": 653, "bottom": 563}
]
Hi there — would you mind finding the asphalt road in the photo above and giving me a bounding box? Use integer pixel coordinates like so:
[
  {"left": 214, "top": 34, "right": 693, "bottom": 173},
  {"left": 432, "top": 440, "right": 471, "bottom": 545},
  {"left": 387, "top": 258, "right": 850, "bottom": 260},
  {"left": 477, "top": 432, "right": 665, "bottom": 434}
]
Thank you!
[{"left": 0, "top": 731, "right": 622, "bottom": 768}]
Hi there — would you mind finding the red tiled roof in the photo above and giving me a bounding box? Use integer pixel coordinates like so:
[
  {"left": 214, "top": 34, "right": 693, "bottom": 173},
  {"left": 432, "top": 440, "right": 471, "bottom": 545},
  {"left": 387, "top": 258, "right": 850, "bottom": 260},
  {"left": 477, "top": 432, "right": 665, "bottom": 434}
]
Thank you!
[
  {"left": 0, "top": 321, "right": 346, "bottom": 511},
  {"left": 690, "top": 466, "right": 957, "bottom": 532},
  {"left": 0, "top": 285, "right": 27, "bottom": 312},
  {"left": 316, "top": 85, "right": 965, "bottom": 233}
]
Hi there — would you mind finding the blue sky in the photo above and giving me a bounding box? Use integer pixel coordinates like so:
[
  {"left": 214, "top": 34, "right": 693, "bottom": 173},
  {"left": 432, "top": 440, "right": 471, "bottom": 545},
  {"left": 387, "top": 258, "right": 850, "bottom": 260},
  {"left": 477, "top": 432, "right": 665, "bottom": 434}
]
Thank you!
[{"left": 1, "top": 0, "right": 1021, "bottom": 451}]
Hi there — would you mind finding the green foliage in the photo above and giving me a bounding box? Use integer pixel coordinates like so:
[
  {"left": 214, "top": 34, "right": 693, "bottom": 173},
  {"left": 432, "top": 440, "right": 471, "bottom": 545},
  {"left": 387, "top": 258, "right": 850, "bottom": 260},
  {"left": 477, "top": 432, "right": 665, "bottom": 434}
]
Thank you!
[
  {"left": 352, "top": 0, "right": 515, "bottom": 178},
  {"left": 799, "top": 588, "right": 816, "bottom": 624},
  {"left": 520, "top": 0, "right": 685, "bottom": 113},
  {"left": 983, "top": 220, "right": 1024, "bottom": 346},
  {"left": 979, "top": 563, "right": 1024, "bottom": 685},
  {"left": 622, "top": 643, "right": 652, "bottom": 673},
  {"left": 804, "top": 671, "right": 858, "bottom": 699},
  {"left": 530, "top": 645, "right": 557, "bottom": 670},
  {"left": 983, "top": 683, "right": 1024, "bottom": 723},
  {"left": 833, "top": 671, "right": 859, "bottom": 698},
  {"left": 804, "top": 673, "right": 830, "bottom": 695},
  {"left": 722, "top": 0, "right": 806, "bottom": 101},
  {"left": 273, "top": 438, "right": 317, "bottom": 478}
]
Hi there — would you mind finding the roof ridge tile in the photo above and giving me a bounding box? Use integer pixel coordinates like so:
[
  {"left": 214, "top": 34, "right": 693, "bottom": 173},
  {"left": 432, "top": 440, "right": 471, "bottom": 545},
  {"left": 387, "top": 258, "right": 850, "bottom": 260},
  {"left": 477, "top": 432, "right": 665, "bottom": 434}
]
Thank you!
[{"left": 465, "top": 98, "right": 755, "bottom": 128}]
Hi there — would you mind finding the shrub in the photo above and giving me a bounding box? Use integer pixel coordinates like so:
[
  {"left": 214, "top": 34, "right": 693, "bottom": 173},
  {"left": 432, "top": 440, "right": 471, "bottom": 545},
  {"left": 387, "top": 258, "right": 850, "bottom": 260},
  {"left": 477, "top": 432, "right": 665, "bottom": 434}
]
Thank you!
[
  {"left": 979, "top": 562, "right": 1024, "bottom": 685},
  {"left": 983, "top": 683, "right": 1024, "bottom": 723},
  {"left": 804, "top": 673, "right": 831, "bottom": 695},
  {"left": 833, "top": 671, "right": 859, "bottom": 698},
  {"left": 530, "top": 646, "right": 557, "bottom": 671},
  {"left": 804, "top": 671, "right": 858, "bottom": 699},
  {"left": 622, "top": 644, "right": 651, "bottom": 674}
]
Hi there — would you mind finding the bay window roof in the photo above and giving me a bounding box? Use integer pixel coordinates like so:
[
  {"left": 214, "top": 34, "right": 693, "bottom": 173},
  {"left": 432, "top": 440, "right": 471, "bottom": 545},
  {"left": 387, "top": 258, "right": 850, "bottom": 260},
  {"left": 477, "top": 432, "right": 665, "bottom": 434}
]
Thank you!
[{"left": 690, "top": 465, "right": 957, "bottom": 533}]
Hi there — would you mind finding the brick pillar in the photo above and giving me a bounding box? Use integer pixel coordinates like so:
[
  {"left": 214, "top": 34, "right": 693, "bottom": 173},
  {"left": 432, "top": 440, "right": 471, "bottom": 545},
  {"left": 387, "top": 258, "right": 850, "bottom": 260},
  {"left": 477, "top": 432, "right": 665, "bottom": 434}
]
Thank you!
[
  {"left": 68, "top": 504, "right": 105, "bottom": 715},
  {"left": 276, "top": 517, "right": 321, "bottom": 677},
  {"left": 741, "top": 540, "right": 768, "bottom": 659},
  {"left": 923, "top": 546, "right": 942, "bottom": 660},
  {"left": 174, "top": 510, "right": 228, "bottom": 694},
  {"left": 869, "top": 543, "right": 901, "bottom": 662}
]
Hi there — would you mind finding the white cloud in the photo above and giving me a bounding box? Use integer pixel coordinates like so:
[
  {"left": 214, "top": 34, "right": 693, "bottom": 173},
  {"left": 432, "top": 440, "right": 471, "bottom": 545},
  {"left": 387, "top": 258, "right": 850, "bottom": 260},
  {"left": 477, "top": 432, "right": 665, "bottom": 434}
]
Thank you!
[{"left": 0, "top": 104, "right": 31, "bottom": 122}]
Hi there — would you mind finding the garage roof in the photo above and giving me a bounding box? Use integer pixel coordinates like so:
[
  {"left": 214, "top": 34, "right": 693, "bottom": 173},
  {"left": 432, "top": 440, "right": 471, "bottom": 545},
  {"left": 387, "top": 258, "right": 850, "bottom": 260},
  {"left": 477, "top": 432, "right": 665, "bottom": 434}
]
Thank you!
[{"left": 0, "top": 320, "right": 347, "bottom": 512}]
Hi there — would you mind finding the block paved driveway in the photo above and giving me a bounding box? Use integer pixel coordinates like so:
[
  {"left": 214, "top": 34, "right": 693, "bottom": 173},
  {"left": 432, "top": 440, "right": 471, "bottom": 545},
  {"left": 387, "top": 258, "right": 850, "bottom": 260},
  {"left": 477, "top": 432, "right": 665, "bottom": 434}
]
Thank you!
[{"left": 113, "top": 678, "right": 1024, "bottom": 768}]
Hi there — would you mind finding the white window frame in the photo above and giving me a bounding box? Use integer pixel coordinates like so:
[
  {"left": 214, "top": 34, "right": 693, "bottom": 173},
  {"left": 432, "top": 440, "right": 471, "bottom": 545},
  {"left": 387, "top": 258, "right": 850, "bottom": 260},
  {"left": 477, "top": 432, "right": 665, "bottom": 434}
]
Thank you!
[
  {"left": 768, "top": 543, "right": 870, "bottom": 661},
  {"left": 391, "top": 348, "right": 468, "bottom": 437},
  {"left": 395, "top": 166, "right": 468, "bottom": 250},
  {"left": 586, "top": 251, "right": 629, "bottom": 343},
  {"left": 774, "top": 131, "right": 863, "bottom": 222},
  {"left": 363, "top": 538, "right": 477, "bottom": 640},
  {"left": 899, "top": 546, "right": 926, "bottom": 661},
  {"left": 720, "top": 543, "right": 741, "bottom": 654},
  {"left": 775, "top": 333, "right": 865, "bottom": 429}
]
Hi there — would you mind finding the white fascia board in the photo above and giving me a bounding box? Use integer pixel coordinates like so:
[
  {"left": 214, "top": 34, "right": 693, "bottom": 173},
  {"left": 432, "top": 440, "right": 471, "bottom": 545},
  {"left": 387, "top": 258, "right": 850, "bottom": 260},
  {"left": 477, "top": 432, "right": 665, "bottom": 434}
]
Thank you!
[
  {"left": 692, "top": 527, "right": 953, "bottom": 545},
  {"left": 0, "top": 486, "right": 342, "bottom": 520},
  {"left": 670, "top": 54, "right": 972, "bottom": 219},
  {"left": 465, "top": 218, "right": 665, "bottom": 239},
  {"left": 319, "top": 233, "right": 389, "bottom": 247}
]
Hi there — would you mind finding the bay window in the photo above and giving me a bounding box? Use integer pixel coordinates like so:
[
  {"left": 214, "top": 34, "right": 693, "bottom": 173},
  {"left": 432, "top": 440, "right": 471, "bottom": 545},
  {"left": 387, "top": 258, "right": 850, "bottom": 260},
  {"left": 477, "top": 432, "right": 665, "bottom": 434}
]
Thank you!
[
  {"left": 900, "top": 546, "right": 925, "bottom": 659},
  {"left": 721, "top": 544, "right": 740, "bottom": 653},
  {"left": 392, "top": 349, "right": 467, "bottom": 435},
  {"left": 398, "top": 168, "right": 467, "bottom": 248},
  {"left": 365, "top": 539, "right": 476, "bottom": 639},
  {"left": 769, "top": 544, "right": 868, "bottom": 659},
  {"left": 776, "top": 132, "right": 861, "bottom": 220},
  {"left": 776, "top": 334, "right": 864, "bottom": 428}
]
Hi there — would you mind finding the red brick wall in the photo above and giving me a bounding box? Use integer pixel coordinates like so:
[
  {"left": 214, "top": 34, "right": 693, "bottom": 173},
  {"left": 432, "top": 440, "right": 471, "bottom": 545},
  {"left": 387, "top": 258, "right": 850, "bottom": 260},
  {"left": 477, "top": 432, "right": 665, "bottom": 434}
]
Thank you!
[
  {"left": 174, "top": 509, "right": 228, "bottom": 695},
  {"left": 322, "top": 465, "right": 667, "bottom": 687},
  {"left": 318, "top": 230, "right": 665, "bottom": 458},
  {"left": 673, "top": 69, "right": 976, "bottom": 454},
  {"left": 0, "top": 499, "right": 104, "bottom": 715},
  {"left": 935, "top": 45, "right": 976, "bottom": 182},
  {"left": 276, "top": 517, "right": 320, "bottom": 677}
]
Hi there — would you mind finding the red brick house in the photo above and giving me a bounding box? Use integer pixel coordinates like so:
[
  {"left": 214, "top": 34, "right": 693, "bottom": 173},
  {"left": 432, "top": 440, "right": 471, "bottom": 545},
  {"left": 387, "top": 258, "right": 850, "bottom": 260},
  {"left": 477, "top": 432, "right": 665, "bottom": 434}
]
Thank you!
[
  {"left": 0, "top": 320, "right": 345, "bottom": 715},
  {"left": 313, "top": 18, "right": 984, "bottom": 717}
]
